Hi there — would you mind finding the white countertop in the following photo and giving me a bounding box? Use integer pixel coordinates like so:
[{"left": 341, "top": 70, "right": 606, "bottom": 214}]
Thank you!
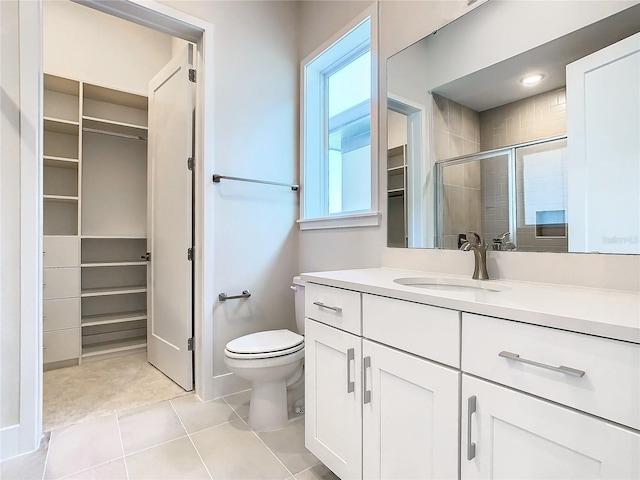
[{"left": 301, "top": 268, "right": 640, "bottom": 344}]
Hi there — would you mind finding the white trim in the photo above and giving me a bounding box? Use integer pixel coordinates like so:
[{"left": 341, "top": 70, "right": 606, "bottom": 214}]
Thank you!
[
  {"left": 388, "top": 94, "right": 428, "bottom": 248},
  {"left": 297, "top": 212, "right": 381, "bottom": 231},
  {"left": 300, "top": 3, "right": 379, "bottom": 227},
  {"left": 1, "top": 0, "right": 43, "bottom": 461}
]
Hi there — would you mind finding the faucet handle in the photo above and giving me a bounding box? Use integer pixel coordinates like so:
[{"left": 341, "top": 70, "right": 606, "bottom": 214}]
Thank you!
[
  {"left": 468, "top": 232, "right": 483, "bottom": 245},
  {"left": 497, "top": 232, "right": 510, "bottom": 242}
]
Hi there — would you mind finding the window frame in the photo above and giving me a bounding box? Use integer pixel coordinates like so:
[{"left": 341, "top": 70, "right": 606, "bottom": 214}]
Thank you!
[{"left": 298, "top": 5, "right": 380, "bottom": 230}]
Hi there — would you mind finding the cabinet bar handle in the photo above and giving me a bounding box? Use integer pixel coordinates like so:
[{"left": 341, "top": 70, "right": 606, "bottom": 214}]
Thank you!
[
  {"left": 498, "top": 351, "right": 585, "bottom": 378},
  {"left": 346, "top": 348, "right": 355, "bottom": 393},
  {"left": 313, "top": 301, "right": 342, "bottom": 312},
  {"left": 363, "top": 356, "right": 371, "bottom": 404},
  {"left": 467, "top": 395, "right": 477, "bottom": 460}
]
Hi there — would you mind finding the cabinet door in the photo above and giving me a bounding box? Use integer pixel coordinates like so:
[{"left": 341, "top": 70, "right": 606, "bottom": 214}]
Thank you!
[
  {"left": 363, "top": 340, "right": 459, "bottom": 480},
  {"left": 43, "top": 267, "right": 79, "bottom": 299},
  {"left": 305, "top": 318, "right": 362, "bottom": 480},
  {"left": 461, "top": 374, "right": 640, "bottom": 479}
]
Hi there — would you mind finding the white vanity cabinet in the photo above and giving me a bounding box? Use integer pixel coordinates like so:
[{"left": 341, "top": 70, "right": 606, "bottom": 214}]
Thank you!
[
  {"left": 461, "top": 375, "right": 640, "bottom": 479},
  {"left": 305, "top": 318, "right": 363, "bottom": 480},
  {"left": 303, "top": 270, "right": 640, "bottom": 480},
  {"left": 461, "top": 312, "right": 640, "bottom": 479},
  {"left": 304, "top": 284, "right": 460, "bottom": 480},
  {"left": 362, "top": 339, "right": 459, "bottom": 480}
]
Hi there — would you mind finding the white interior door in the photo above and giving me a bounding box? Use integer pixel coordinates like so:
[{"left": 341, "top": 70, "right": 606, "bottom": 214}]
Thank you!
[{"left": 147, "top": 44, "right": 194, "bottom": 390}]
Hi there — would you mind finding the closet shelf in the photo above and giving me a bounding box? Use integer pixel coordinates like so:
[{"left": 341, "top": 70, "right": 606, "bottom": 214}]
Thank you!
[
  {"left": 387, "top": 165, "right": 406, "bottom": 173},
  {"left": 44, "top": 194, "right": 79, "bottom": 203},
  {"left": 44, "top": 117, "right": 79, "bottom": 135},
  {"left": 44, "top": 74, "right": 79, "bottom": 96},
  {"left": 81, "top": 286, "right": 147, "bottom": 297},
  {"left": 81, "top": 336, "right": 147, "bottom": 358},
  {"left": 83, "top": 116, "right": 148, "bottom": 139},
  {"left": 44, "top": 156, "right": 79, "bottom": 169},
  {"left": 81, "top": 311, "right": 147, "bottom": 327},
  {"left": 388, "top": 189, "right": 405, "bottom": 197},
  {"left": 81, "top": 235, "right": 147, "bottom": 240},
  {"left": 81, "top": 261, "right": 147, "bottom": 268}
]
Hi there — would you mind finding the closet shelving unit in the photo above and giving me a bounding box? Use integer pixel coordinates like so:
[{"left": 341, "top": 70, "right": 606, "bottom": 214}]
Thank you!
[
  {"left": 387, "top": 145, "right": 408, "bottom": 248},
  {"left": 42, "top": 74, "right": 82, "bottom": 370},
  {"left": 43, "top": 72, "right": 150, "bottom": 368}
]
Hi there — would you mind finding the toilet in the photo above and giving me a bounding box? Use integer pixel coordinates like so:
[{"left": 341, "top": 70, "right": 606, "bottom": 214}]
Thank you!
[{"left": 223, "top": 276, "right": 306, "bottom": 431}]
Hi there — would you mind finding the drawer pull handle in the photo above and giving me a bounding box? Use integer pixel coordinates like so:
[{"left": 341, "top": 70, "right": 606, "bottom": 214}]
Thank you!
[
  {"left": 499, "top": 351, "right": 585, "bottom": 378},
  {"left": 467, "top": 395, "right": 477, "bottom": 460},
  {"left": 313, "top": 301, "right": 342, "bottom": 313},
  {"left": 363, "top": 356, "right": 372, "bottom": 404},
  {"left": 346, "top": 348, "right": 355, "bottom": 393}
]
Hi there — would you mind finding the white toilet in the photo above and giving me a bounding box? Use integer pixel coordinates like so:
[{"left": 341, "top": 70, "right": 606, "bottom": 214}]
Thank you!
[{"left": 223, "top": 276, "right": 306, "bottom": 431}]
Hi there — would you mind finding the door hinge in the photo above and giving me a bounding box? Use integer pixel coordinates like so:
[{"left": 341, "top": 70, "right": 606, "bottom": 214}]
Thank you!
[
  {"left": 188, "top": 69, "right": 196, "bottom": 83},
  {"left": 187, "top": 247, "right": 194, "bottom": 261},
  {"left": 187, "top": 157, "right": 195, "bottom": 170},
  {"left": 187, "top": 337, "right": 195, "bottom": 351}
]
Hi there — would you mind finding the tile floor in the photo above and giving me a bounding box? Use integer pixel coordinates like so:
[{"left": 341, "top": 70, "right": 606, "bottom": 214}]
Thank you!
[{"left": 1, "top": 391, "right": 339, "bottom": 480}]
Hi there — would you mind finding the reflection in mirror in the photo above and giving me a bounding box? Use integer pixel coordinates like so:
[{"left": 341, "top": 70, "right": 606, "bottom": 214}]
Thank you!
[{"left": 386, "top": 1, "right": 640, "bottom": 253}]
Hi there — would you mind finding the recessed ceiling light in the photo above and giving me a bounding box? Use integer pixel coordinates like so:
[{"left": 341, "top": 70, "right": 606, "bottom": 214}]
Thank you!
[{"left": 521, "top": 73, "right": 544, "bottom": 86}]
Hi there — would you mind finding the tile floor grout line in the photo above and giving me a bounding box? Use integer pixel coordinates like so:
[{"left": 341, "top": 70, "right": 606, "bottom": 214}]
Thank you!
[
  {"left": 41, "top": 433, "right": 52, "bottom": 480},
  {"left": 120, "top": 432, "right": 191, "bottom": 458},
  {"left": 115, "top": 413, "right": 130, "bottom": 480},
  {"left": 249, "top": 425, "right": 296, "bottom": 479},
  {"left": 221, "top": 395, "right": 249, "bottom": 423},
  {"left": 169, "top": 400, "right": 214, "bottom": 480},
  {"left": 56, "top": 457, "right": 122, "bottom": 480}
]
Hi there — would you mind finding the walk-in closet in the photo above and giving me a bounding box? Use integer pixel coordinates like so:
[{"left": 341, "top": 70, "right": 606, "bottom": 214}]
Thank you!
[{"left": 41, "top": 0, "right": 195, "bottom": 430}]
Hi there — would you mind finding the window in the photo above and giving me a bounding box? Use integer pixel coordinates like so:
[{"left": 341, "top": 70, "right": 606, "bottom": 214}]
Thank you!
[{"left": 300, "top": 10, "right": 379, "bottom": 229}]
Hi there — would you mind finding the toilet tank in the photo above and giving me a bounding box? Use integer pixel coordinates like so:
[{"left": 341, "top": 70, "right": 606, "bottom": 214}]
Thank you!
[{"left": 292, "top": 276, "right": 306, "bottom": 334}]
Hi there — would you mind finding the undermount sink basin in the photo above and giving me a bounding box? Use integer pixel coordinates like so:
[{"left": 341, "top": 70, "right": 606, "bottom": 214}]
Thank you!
[{"left": 394, "top": 277, "right": 507, "bottom": 293}]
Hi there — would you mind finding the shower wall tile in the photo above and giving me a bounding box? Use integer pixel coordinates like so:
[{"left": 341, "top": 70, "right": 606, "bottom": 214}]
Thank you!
[{"left": 480, "top": 88, "right": 566, "bottom": 151}]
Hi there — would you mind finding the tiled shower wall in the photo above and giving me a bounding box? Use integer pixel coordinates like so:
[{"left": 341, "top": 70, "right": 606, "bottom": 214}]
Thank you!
[
  {"left": 479, "top": 88, "right": 567, "bottom": 151},
  {"left": 432, "top": 94, "right": 481, "bottom": 249},
  {"left": 434, "top": 89, "right": 568, "bottom": 250}
]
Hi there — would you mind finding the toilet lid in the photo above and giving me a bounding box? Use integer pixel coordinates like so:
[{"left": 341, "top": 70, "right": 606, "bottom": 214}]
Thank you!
[{"left": 225, "top": 329, "right": 304, "bottom": 356}]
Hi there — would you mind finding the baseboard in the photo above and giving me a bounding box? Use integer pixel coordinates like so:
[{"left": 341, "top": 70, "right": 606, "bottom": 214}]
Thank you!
[{"left": 211, "top": 372, "right": 251, "bottom": 399}]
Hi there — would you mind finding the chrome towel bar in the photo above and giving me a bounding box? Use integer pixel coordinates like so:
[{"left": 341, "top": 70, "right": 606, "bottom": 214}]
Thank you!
[
  {"left": 213, "top": 174, "right": 299, "bottom": 191},
  {"left": 219, "top": 290, "right": 251, "bottom": 302}
]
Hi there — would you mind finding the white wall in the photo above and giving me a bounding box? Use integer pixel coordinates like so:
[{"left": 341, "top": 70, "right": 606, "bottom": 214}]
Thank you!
[
  {"left": 1, "top": 0, "right": 42, "bottom": 460},
  {"left": 298, "top": 1, "right": 385, "bottom": 273},
  {"left": 157, "top": 0, "right": 300, "bottom": 397},
  {"left": 43, "top": 0, "right": 174, "bottom": 94}
]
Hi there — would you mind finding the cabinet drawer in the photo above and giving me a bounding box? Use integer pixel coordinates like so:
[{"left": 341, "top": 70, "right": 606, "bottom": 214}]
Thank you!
[
  {"left": 363, "top": 294, "right": 460, "bottom": 367},
  {"left": 462, "top": 313, "right": 640, "bottom": 430},
  {"left": 43, "top": 298, "right": 80, "bottom": 331},
  {"left": 305, "top": 284, "right": 361, "bottom": 335},
  {"left": 43, "top": 236, "right": 79, "bottom": 267},
  {"left": 43, "top": 267, "right": 80, "bottom": 299},
  {"left": 43, "top": 328, "right": 80, "bottom": 363}
]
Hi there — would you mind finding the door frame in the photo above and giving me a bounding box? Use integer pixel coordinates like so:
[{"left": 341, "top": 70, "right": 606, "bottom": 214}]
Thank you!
[{"left": 12, "top": 0, "right": 216, "bottom": 457}]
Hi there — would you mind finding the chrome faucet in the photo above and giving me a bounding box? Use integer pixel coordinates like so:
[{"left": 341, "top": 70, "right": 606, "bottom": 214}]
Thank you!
[
  {"left": 492, "top": 232, "right": 516, "bottom": 251},
  {"left": 460, "top": 232, "right": 490, "bottom": 280}
]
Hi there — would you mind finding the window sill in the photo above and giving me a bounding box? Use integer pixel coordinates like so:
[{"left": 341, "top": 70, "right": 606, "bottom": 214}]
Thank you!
[{"left": 297, "top": 212, "right": 381, "bottom": 231}]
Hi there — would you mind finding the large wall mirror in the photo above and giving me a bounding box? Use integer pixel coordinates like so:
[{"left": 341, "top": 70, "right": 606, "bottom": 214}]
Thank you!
[{"left": 386, "top": 1, "right": 640, "bottom": 254}]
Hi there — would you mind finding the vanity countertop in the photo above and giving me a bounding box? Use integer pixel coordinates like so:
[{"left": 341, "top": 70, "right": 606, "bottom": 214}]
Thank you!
[{"left": 301, "top": 268, "right": 640, "bottom": 344}]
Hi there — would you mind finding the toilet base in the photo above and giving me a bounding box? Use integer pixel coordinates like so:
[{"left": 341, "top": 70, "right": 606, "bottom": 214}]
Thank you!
[{"left": 248, "top": 380, "right": 288, "bottom": 431}]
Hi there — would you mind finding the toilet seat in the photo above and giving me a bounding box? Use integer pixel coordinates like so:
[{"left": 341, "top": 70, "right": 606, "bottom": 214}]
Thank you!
[{"left": 225, "top": 329, "right": 304, "bottom": 360}]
